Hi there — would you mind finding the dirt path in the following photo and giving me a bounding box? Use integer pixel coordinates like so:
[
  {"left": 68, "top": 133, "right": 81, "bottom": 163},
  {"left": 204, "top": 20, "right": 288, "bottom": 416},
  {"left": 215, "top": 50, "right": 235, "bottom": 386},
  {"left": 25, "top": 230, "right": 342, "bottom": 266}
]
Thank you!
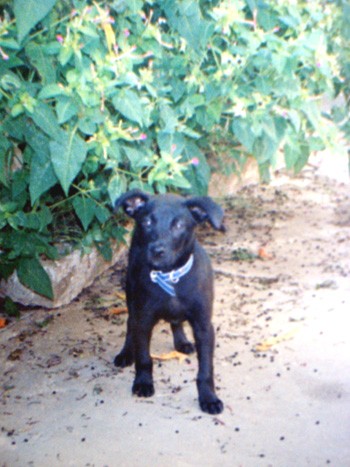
[{"left": 1, "top": 157, "right": 350, "bottom": 466}]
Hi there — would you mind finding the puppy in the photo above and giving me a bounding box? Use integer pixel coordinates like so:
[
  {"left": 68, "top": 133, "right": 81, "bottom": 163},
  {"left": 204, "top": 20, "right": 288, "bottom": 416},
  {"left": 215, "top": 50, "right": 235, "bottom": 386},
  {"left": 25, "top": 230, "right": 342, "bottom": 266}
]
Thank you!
[{"left": 114, "top": 190, "right": 224, "bottom": 414}]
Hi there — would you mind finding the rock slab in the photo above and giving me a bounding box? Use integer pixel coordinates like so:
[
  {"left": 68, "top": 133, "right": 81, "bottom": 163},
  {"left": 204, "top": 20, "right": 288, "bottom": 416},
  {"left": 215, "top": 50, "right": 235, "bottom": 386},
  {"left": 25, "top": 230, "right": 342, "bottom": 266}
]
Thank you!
[{"left": 0, "top": 243, "right": 127, "bottom": 308}]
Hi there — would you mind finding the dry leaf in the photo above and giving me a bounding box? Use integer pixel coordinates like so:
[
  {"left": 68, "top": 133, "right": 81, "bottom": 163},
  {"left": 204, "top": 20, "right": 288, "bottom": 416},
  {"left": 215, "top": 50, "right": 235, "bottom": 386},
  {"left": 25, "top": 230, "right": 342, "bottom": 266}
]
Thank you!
[
  {"left": 115, "top": 292, "right": 126, "bottom": 301},
  {"left": 255, "top": 328, "right": 300, "bottom": 352},
  {"left": 109, "top": 306, "right": 128, "bottom": 315},
  {"left": 0, "top": 317, "right": 7, "bottom": 328},
  {"left": 151, "top": 351, "right": 188, "bottom": 363},
  {"left": 258, "top": 247, "right": 273, "bottom": 260}
]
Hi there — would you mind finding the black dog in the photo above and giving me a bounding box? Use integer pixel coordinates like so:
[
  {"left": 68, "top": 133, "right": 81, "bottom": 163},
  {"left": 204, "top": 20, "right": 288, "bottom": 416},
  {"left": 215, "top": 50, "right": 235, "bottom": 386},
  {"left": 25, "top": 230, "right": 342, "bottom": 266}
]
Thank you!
[{"left": 114, "top": 189, "right": 224, "bottom": 414}]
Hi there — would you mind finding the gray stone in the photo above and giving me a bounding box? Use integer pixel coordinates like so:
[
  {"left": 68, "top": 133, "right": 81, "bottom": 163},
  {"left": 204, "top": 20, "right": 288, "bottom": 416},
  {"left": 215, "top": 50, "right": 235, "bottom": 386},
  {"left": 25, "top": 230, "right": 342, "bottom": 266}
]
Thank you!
[{"left": 0, "top": 242, "right": 127, "bottom": 308}]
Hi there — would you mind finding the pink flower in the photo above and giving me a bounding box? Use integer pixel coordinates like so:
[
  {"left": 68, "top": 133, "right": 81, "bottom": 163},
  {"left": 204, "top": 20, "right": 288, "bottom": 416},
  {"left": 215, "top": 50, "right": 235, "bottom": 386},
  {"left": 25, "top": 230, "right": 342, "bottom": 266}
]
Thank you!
[
  {"left": 139, "top": 133, "right": 147, "bottom": 141},
  {"left": 191, "top": 157, "right": 200, "bottom": 166},
  {"left": 56, "top": 34, "right": 64, "bottom": 44},
  {"left": 0, "top": 47, "right": 9, "bottom": 60},
  {"left": 124, "top": 29, "right": 130, "bottom": 37},
  {"left": 171, "top": 144, "right": 177, "bottom": 153}
]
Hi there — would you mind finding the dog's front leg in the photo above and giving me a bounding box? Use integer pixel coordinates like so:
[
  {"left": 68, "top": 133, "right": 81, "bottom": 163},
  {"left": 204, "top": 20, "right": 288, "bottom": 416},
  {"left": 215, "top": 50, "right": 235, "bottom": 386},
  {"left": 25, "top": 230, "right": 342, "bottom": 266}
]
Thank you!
[
  {"left": 191, "top": 321, "right": 224, "bottom": 414},
  {"left": 132, "top": 320, "right": 155, "bottom": 398},
  {"left": 114, "top": 315, "right": 135, "bottom": 368}
]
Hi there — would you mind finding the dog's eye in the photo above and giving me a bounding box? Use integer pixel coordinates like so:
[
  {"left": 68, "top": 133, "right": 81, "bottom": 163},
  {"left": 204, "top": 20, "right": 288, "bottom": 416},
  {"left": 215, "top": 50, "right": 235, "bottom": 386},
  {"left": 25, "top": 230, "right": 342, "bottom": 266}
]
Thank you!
[
  {"left": 142, "top": 217, "right": 152, "bottom": 228},
  {"left": 173, "top": 219, "right": 185, "bottom": 231}
]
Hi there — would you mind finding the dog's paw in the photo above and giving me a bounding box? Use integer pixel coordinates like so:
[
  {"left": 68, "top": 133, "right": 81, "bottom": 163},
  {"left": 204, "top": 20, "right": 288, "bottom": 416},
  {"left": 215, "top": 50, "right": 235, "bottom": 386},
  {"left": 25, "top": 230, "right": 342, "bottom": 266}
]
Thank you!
[
  {"left": 175, "top": 341, "right": 195, "bottom": 355},
  {"left": 199, "top": 397, "right": 224, "bottom": 415},
  {"left": 132, "top": 381, "right": 155, "bottom": 398},
  {"left": 114, "top": 352, "right": 134, "bottom": 368}
]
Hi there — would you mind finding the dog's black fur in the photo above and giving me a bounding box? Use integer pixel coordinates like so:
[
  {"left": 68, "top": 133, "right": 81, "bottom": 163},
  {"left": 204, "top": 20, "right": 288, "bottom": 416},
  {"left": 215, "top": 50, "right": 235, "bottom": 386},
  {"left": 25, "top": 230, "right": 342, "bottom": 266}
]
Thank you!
[{"left": 114, "top": 189, "right": 224, "bottom": 414}]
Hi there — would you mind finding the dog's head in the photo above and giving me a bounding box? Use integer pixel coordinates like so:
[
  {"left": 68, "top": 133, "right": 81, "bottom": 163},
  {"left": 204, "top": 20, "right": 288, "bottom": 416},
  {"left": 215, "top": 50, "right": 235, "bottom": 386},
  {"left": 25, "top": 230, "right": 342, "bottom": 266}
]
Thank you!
[{"left": 115, "top": 189, "right": 224, "bottom": 271}]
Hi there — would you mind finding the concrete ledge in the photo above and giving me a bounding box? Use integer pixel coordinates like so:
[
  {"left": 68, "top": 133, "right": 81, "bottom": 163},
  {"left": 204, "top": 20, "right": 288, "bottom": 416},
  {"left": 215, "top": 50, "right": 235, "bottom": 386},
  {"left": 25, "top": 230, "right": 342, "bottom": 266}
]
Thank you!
[{"left": 0, "top": 242, "right": 127, "bottom": 309}]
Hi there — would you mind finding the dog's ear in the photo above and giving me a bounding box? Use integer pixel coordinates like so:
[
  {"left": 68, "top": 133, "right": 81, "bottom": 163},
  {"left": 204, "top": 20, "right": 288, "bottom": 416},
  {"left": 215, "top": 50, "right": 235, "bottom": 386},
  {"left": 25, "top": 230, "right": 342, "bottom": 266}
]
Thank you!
[
  {"left": 185, "top": 197, "right": 225, "bottom": 232},
  {"left": 114, "top": 189, "right": 150, "bottom": 218}
]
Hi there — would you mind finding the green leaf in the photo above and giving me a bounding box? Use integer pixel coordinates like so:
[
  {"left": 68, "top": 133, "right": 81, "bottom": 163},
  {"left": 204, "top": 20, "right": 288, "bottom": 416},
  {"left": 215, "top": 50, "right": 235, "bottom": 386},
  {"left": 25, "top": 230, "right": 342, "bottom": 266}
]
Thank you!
[
  {"left": 72, "top": 195, "right": 96, "bottom": 231},
  {"left": 122, "top": 145, "right": 152, "bottom": 170},
  {"left": 96, "top": 240, "right": 113, "bottom": 262},
  {"left": 38, "top": 84, "right": 66, "bottom": 99},
  {"left": 182, "top": 139, "right": 210, "bottom": 195},
  {"left": 21, "top": 207, "right": 53, "bottom": 231},
  {"left": 56, "top": 96, "right": 79, "bottom": 124},
  {"left": 3, "top": 297, "right": 20, "bottom": 318},
  {"left": 301, "top": 100, "right": 321, "bottom": 130},
  {"left": 253, "top": 116, "right": 286, "bottom": 165},
  {"left": 31, "top": 102, "right": 62, "bottom": 141},
  {"left": 284, "top": 134, "right": 310, "bottom": 173},
  {"left": 157, "top": 132, "right": 185, "bottom": 155},
  {"left": 0, "top": 71, "right": 22, "bottom": 91},
  {"left": 59, "top": 46, "right": 73, "bottom": 67},
  {"left": 26, "top": 43, "right": 56, "bottom": 84},
  {"left": 196, "top": 101, "right": 222, "bottom": 131},
  {"left": 2, "top": 114, "right": 27, "bottom": 141},
  {"left": 17, "top": 257, "right": 53, "bottom": 300},
  {"left": 14, "top": 0, "right": 57, "bottom": 44},
  {"left": 170, "top": 173, "right": 191, "bottom": 190},
  {"left": 284, "top": 143, "right": 299, "bottom": 170},
  {"left": 95, "top": 205, "right": 111, "bottom": 224},
  {"left": 0, "top": 135, "right": 11, "bottom": 187},
  {"left": 50, "top": 131, "right": 87, "bottom": 195},
  {"left": 253, "top": 133, "right": 278, "bottom": 164},
  {"left": 232, "top": 118, "right": 256, "bottom": 153},
  {"left": 108, "top": 174, "right": 127, "bottom": 205},
  {"left": 159, "top": 104, "right": 178, "bottom": 133},
  {"left": 170, "top": 78, "right": 186, "bottom": 103},
  {"left": 27, "top": 132, "right": 58, "bottom": 204},
  {"left": 164, "top": 0, "right": 213, "bottom": 52},
  {"left": 287, "top": 109, "right": 301, "bottom": 132},
  {"left": 112, "top": 89, "right": 143, "bottom": 126}
]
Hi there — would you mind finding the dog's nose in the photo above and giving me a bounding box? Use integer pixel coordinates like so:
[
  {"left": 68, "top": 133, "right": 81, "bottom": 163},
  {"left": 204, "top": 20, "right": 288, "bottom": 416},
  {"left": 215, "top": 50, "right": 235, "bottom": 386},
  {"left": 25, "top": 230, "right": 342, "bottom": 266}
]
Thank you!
[{"left": 151, "top": 244, "right": 165, "bottom": 259}]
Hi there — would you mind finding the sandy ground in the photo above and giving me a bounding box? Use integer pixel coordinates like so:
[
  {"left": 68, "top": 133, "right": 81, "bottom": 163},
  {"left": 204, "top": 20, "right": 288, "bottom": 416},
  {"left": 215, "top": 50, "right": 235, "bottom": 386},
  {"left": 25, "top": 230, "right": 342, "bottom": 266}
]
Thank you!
[{"left": 1, "top": 155, "right": 350, "bottom": 467}]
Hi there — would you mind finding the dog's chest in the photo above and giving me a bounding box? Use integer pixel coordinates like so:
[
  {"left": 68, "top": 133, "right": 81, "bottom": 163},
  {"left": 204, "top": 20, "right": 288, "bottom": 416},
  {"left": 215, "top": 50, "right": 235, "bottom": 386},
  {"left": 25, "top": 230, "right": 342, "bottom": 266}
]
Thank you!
[{"left": 158, "top": 296, "right": 188, "bottom": 322}]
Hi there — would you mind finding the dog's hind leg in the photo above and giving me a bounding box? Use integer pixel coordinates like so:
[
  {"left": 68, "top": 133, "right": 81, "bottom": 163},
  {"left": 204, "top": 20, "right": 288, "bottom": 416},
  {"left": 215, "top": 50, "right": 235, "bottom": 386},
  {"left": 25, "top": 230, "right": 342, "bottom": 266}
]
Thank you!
[{"left": 171, "top": 322, "right": 195, "bottom": 355}]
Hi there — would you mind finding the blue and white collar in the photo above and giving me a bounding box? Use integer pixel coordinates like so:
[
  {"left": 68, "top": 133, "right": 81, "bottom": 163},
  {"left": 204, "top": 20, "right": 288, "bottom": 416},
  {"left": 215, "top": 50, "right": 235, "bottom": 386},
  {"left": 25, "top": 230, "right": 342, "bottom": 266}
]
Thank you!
[{"left": 150, "top": 254, "right": 194, "bottom": 297}]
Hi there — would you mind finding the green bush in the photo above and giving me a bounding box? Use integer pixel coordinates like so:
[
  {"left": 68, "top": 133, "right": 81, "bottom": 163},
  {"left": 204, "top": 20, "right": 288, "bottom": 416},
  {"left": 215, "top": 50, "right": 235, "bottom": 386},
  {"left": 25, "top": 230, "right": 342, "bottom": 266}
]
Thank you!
[
  {"left": 328, "top": 0, "right": 350, "bottom": 152},
  {"left": 0, "top": 0, "right": 345, "bottom": 298}
]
